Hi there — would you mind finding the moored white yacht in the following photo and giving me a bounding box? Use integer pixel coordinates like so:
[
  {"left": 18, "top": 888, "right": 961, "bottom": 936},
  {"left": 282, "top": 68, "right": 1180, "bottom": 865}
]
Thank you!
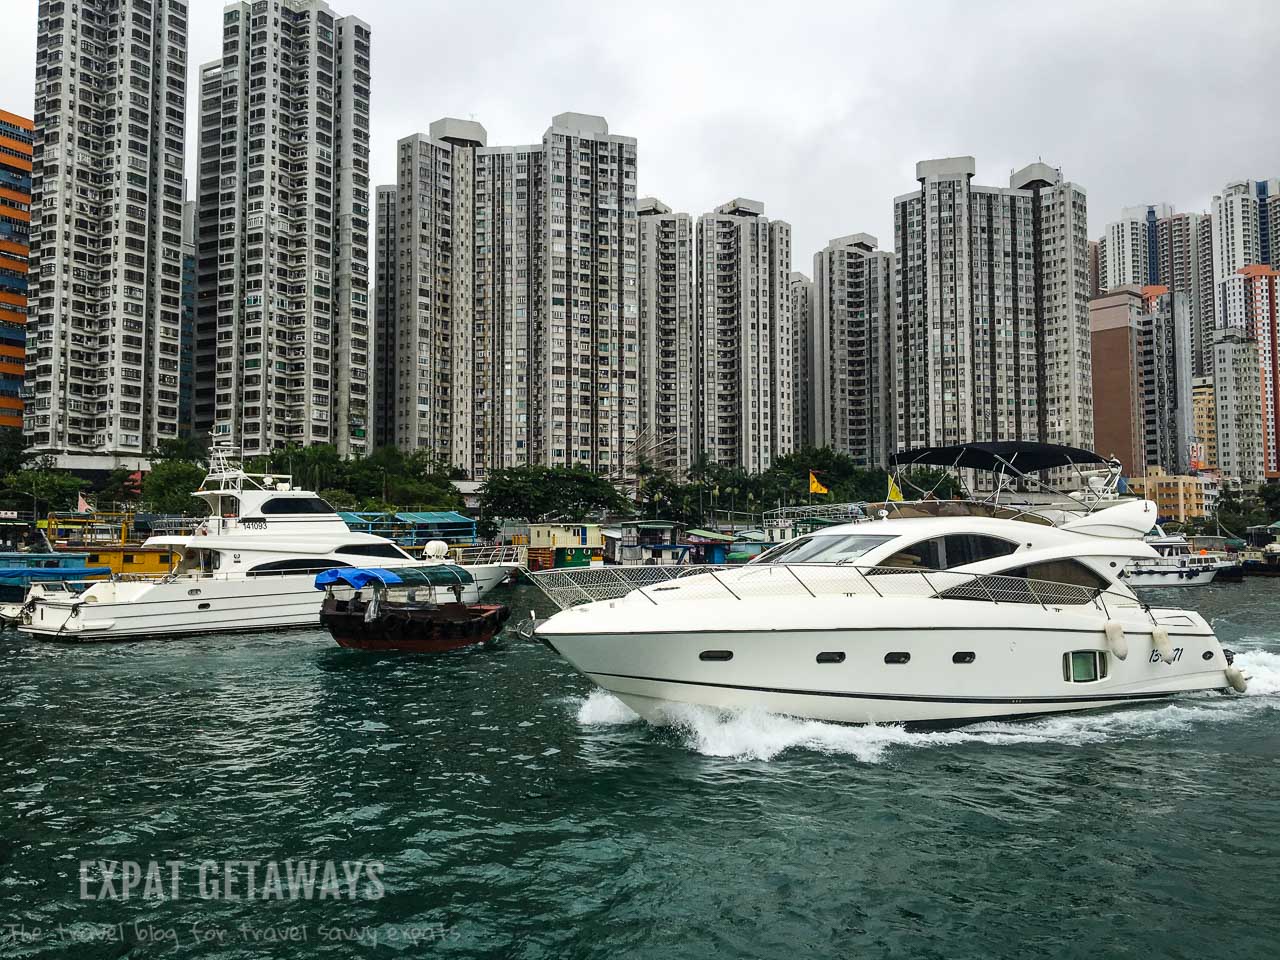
[
  {"left": 19, "top": 449, "right": 517, "bottom": 641},
  {"left": 528, "top": 497, "right": 1247, "bottom": 725},
  {"left": 1123, "top": 527, "right": 1240, "bottom": 587}
]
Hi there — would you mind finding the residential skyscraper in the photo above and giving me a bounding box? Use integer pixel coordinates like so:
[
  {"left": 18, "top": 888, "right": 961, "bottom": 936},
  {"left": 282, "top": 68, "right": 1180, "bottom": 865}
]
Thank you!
[
  {"left": 1138, "top": 287, "right": 1193, "bottom": 475},
  {"left": 1212, "top": 329, "right": 1264, "bottom": 484},
  {"left": 637, "top": 198, "right": 695, "bottom": 476},
  {"left": 1016, "top": 163, "right": 1093, "bottom": 450},
  {"left": 812, "top": 234, "right": 893, "bottom": 467},
  {"left": 1211, "top": 179, "right": 1279, "bottom": 323},
  {"left": 26, "top": 0, "right": 189, "bottom": 467},
  {"left": 1219, "top": 264, "right": 1279, "bottom": 477},
  {"left": 695, "top": 199, "right": 792, "bottom": 472},
  {"left": 377, "top": 113, "right": 637, "bottom": 477},
  {"left": 788, "top": 271, "right": 813, "bottom": 450},
  {"left": 1089, "top": 287, "right": 1146, "bottom": 473},
  {"left": 0, "top": 110, "right": 32, "bottom": 435},
  {"left": 538, "top": 114, "right": 639, "bottom": 474},
  {"left": 195, "top": 0, "right": 372, "bottom": 456},
  {"left": 1101, "top": 204, "right": 1171, "bottom": 290},
  {"left": 1155, "top": 211, "right": 1215, "bottom": 377},
  {"left": 381, "top": 121, "right": 488, "bottom": 464},
  {"left": 1089, "top": 285, "right": 1192, "bottom": 475},
  {"left": 892, "top": 158, "right": 1092, "bottom": 455}
]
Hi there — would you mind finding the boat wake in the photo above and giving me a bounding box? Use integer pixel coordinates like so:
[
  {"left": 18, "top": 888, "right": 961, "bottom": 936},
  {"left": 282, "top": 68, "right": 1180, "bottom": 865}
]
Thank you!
[
  {"left": 573, "top": 649, "right": 1280, "bottom": 762},
  {"left": 575, "top": 688, "right": 642, "bottom": 725}
]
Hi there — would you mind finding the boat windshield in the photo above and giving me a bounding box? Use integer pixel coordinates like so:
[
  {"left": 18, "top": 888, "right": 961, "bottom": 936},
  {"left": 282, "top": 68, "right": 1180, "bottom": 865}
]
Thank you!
[{"left": 754, "top": 534, "right": 896, "bottom": 564}]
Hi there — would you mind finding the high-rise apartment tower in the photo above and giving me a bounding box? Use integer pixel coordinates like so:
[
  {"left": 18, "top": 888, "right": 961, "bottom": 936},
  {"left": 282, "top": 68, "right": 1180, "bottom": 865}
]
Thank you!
[
  {"left": 27, "top": 0, "right": 189, "bottom": 467},
  {"left": 195, "top": 0, "right": 372, "bottom": 456}
]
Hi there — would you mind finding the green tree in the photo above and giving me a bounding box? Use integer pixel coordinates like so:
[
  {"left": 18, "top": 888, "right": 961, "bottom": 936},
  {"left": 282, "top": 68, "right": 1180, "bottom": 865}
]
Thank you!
[
  {"left": 150, "top": 436, "right": 206, "bottom": 463},
  {"left": 94, "top": 467, "right": 141, "bottom": 507},
  {"left": 478, "top": 465, "right": 630, "bottom": 535},
  {"left": 1257, "top": 481, "right": 1280, "bottom": 523},
  {"left": 1211, "top": 488, "right": 1270, "bottom": 537},
  {"left": 142, "top": 460, "right": 207, "bottom": 515},
  {"left": 3, "top": 461, "right": 85, "bottom": 515},
  {"left": 0, "top": 428, "right": 29, "bottom": 477}
]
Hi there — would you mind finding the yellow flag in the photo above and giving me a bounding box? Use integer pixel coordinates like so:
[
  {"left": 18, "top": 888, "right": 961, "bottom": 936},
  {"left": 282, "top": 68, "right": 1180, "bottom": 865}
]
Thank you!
[
  {"left": 809, "top": 471, "right": 829, "bottom": 495},
  {"left": 887, "top": 475, "right": 904, "bottom": 502}
]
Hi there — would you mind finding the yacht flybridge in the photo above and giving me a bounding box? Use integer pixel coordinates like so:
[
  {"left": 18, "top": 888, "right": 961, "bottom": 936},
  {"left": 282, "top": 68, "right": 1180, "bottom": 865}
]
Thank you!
[
  {"left": 886, "top": 441, "right": 1238, "bottom": 585},
  {"left": 528, "top": 497, "right": 1247, "bottom": 725},
  {"left": 19, "top": 448, "right": 517, "bottom": 641}
]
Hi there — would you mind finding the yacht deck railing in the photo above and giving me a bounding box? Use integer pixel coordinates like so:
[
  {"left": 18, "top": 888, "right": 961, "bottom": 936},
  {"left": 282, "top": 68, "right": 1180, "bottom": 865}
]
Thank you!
[
  {"left": 449, "top": 544, "right": 527, "bottom": 567},
  {"left": 528, "top": 563, "right": 1146, "bottom": 618}
]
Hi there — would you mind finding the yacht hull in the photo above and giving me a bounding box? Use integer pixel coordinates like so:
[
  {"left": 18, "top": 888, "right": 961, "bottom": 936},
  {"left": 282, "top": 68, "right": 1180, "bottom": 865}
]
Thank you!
[
  {"left": 18, "top": 564, "right": 514, "bottom": 641},
  {"left": 1125, "top": 568, "right": 1222, "bottom": 587},
  {"left": 538, "top": 600, "right": 1234, "bottom": 725}
]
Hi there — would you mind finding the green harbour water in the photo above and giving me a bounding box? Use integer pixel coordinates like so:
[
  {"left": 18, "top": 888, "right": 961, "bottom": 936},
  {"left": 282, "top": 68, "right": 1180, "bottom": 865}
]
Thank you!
[{"left": 2, "top": 578, "right": 1279, "bottom": 958}]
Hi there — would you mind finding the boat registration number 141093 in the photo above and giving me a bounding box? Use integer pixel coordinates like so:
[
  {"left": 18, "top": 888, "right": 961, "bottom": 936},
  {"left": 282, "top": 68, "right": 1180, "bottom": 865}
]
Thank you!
[
  {"left": 1150, "top": 647, "right": 1184, "bottom": 663},
  {"left": 240, "top": 520, "right": 268, "bottom": 530}
]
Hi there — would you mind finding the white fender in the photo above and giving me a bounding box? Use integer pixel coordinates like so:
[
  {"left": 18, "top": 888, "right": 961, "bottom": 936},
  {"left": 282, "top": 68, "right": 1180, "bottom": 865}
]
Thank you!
[
  {"left": 1225, "top": 665, "right": 1248, "bottom": 694},
  {"left": 1104, "top": 621, "right": 1128, "bottom": 661},
  {"left": 1152, "top": 625, "right": 1174, "bottom": 664}
]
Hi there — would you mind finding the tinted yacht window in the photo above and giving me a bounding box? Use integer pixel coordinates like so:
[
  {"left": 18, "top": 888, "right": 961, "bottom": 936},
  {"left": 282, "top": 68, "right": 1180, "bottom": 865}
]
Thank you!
[
  {"left": 879, "top": 537, "right": 943, "bottom": 569},
  {"left": 259, "top": 497, "right": 336, "bottom": 515},
  {"left": 754, "top": 534, "right": 896, "bottom": 564},
  {"left": 1003, "top": 559, "right": 1109, "bottom": 591},
  {"left": 335, "top": 543, "right": 412, "bottom": 559},
  {"left": 942, "top": 535, "right": 1019, "bottom": 567},
  {"left": 248, "top": 559, "right": 352, "bottom": 576},
  {"left": 879, "top": 534, "right": 1017, "bottom": 570},
  {"left": 940, "top": 559, "right": 1109, "bottom": 605}
]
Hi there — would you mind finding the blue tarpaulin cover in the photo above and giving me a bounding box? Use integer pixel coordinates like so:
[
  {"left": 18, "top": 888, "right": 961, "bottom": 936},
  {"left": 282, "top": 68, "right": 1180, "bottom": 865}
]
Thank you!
[
  {"left": 314, "top": 565, "right": 475, "bottom": 591},
  {"left": 0, "top": 566, "right": 112, "bottom": 584}
]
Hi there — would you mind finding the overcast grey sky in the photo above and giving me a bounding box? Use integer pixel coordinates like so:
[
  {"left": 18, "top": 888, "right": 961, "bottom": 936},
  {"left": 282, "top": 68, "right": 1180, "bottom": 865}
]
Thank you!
[{"left": 6, "top": 0, "right": 1278, "bottom": 271}]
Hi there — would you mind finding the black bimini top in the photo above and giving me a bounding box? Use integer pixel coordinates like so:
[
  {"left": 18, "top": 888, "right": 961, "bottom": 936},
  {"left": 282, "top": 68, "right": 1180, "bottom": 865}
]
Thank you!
[{"left": 889, "top": 441, "right": 1108, "bottom": 474}]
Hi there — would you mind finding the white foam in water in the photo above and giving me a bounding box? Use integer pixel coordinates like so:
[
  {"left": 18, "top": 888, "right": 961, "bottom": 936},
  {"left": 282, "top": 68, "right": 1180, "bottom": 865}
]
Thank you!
[
  {"left": 570, "top": 649, "right": 1280, "bottom": 762},
  {"left": 654, "top": 703, "right": 916, "bottom": 763},
  {"left": 1235, "top": 649, "right": 1280, "bottom": 697},
  {"left": 575, "top": 689, "right": 641, "bottom": 726}
]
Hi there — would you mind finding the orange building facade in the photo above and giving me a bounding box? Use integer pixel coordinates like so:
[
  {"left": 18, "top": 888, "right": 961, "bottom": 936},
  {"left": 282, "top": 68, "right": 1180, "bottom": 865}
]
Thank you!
[{"left": 0, "top": 109, "right": 33, "bottom": 431}]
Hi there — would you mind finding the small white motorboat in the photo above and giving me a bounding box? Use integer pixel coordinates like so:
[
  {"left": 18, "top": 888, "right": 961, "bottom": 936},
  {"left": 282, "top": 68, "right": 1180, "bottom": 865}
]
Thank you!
[{"left": 528, "top": 497, "right": 1246, "bottom": 725}]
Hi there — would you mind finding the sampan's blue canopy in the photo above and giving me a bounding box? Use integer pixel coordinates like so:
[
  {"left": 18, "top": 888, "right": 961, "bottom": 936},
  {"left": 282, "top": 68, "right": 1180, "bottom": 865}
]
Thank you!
[{"left": 314, "top": 565, "right": 475, "bottom": 591}]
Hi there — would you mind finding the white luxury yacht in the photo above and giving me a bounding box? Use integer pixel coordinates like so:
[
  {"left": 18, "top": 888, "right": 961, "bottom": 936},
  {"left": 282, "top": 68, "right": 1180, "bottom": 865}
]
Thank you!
[
  {"left": 527, "top": 497, "right": 1247, "bottom": 725},
  {"left": 19, "top": 449, "right": 518, "bottom": 641}
]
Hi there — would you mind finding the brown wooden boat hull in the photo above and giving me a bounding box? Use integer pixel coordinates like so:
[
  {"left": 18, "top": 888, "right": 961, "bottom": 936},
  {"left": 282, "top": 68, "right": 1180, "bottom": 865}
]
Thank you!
[{"left": 320, "top": 597, "right": 511, "bottom": 652}]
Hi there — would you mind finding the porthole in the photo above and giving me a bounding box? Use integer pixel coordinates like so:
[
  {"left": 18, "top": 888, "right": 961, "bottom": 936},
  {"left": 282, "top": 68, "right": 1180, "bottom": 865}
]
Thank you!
[
  {"left": 1201, "top": 650, "right": 1214, "bottom": 661},
  {"left": 198, "top": 602, "right": 211, "bottom": 610},
  {"left": 884, "top": 652, "right": 910, "bottom": 665},
  {"left": 816, "top": 651, "right": 846, "bottom": 664},
  {"left": 187, "top": 588, "right": 201, "bottom": 596},
  {"left": 952, "top": 651, "right": 975, "bottom": 664},
  {"left": 1063, "top": 650, "right": 1108, "bottom": 682},
  {"left": 699, "top": 650, "right": 733, "bottom": 662}
]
